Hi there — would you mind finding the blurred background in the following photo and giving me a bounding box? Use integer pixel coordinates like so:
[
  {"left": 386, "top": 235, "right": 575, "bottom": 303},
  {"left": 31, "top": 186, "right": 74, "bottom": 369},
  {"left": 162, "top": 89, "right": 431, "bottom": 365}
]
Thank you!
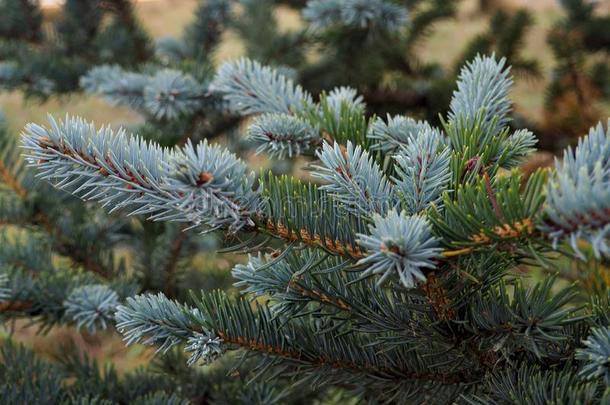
[
  {"left": 2, "top": 0, "right": 610, "bottom": 143},
  {"left": 1, "top": 0, "right": 610, "bottom": 395}
]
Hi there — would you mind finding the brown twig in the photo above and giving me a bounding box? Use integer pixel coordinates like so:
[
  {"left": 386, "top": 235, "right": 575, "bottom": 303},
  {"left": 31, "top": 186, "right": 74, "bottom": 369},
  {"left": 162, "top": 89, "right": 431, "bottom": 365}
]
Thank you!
[
  {"left": 0, "top": 301, "right": 33, "bottom": 313},
  {"left": 287, "top": 279, "right": 351, "bottom": 311},
  {"left": 0, "top": 160, "right": 27, "bottom": 198},
  {"left": 263, "top": 219, "right": 364, "bottom": 259},
  {"left": 216, "top": 330, "right": 474, "bottom": 385},
  {"left": 421, "top": 272, "right": 455, "bottom": 321}
]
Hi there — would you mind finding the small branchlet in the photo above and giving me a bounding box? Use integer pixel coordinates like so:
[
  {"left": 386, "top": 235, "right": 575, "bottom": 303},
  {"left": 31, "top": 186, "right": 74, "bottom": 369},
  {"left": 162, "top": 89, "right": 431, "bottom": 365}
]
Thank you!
[{"left": 542, "top": 121, "right": 610, "bottom": 259}]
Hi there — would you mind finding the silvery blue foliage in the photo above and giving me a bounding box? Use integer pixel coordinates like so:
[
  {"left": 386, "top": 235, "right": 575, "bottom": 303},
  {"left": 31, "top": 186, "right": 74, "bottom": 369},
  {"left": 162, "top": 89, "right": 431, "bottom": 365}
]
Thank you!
[
  {"left": 79, "top": 65, "right": 125, "bottom": 94},
  {"left": 543, "top": 121, "right": 610, "bottom": 259},
  {"left": 0, "top": 61, "right": 54, "bottom": 95},
  {"left": 155, "top": 37, "right": 189, "bottom": 63},
  {"left": 81, "top": 66, "right": 207, "bottom": 120},
  {"left": 143, "top": 69, "right": 204, "bottom": 119},
  {"left": 356, "top": 210, "right": 442, "bottom": 288},
  {"left": 576, "top": 326, "right": 610, "bottom": 384},
  {"left": 303, "top": 0, "right": 408, "bottom": 33},
  {"left": 368, "top": 114, "right": 436, "bottom": 153},
  {"left": 326, "top": 86, "right": 365, "bottom": 117},
  {"left": 393, "top": 128, "right": 451, "bottom": 214},
  {"left": 210, "top": 58, "right": 313, "bottom": 115},
  {"left": 448, "top": 54, "right": 512, "bottom": 135},
  {"left": 247, "top": 113, "right": 321, "bottom": 158},
  {"left": 83, "top": 66, "right": 149, "bottom": 111},
  {"left": 496, "top": 129, "right": 538, "bottom": 168},
  {"left": 115, "top": 293, "right": 210, "bottom": 355},
  {"left": 185, "top": 332, "right": 225, "bottom": 366},
  {"left": 169, "top": 139, "right": 261, "bottom": 230},
  {"left": 63, "top": 285, "right": 119, "bottom": 332},
  {"left": 231, "top": 254, "right": 273, "bottom": 298},
  {"left": 22, "top": 115, "right": 260, "bottom": 232},
  {"left": 312, "top": 141, "right": 396, "bottom": 216},
  {"left": 0, "top": 62, "right": 20, "bottom": 88}
]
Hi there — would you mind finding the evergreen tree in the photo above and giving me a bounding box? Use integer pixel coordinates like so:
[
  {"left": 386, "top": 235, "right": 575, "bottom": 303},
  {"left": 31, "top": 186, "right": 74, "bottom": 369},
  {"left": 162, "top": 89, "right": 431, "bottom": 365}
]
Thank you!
[
  {"left": 543, "top": 0, "right": 610, "bottom": 147},
  {"left": 0, "top": 3, "right": 338, "bottom": 402},
  {"left": 458, "top": 8, "right": 539, "bottom": 79},
  {"left": 78, "top": 0, "right": 452, "bottom": 152},
  {"left": 0, "top": 0, "right": 42, "bottom": 42},
  {"left": 1, "top": 0, "right": 539, "bottom": 128},
  {"left": 10, "top": 53, "right": 610, "bottom": 403},
  {"left": 79, "top": 0, "right": 240, "bottom": 148},
  {"left": 0, "top": 0, "right": 152, "bottom": 98},
  {"left": 0, "top": 70, "right": 334, "bottom": 404}
]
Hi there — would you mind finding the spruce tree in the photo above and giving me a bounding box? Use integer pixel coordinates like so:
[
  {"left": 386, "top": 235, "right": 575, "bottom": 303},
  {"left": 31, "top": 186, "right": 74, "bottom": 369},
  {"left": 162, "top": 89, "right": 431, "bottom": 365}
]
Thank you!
[
  {"left": 78, "top": 0, "right": 239, "bottom": 148},
  {"left": 0, "top": 0, "right": 152, "bottom": 98},
  {"left": 543, "top": 0, "right": 610, "bottom": 146},
  {"left": 2, "top": 0, "right": 540, "bottom": 127},
  {"left": 4, "top": 1, "right": 610, "bottom": 403},
  {"left": 76, "top": 0, "right": 539, "bottom": 135},
  {"left": 9, "top": 53, "right": 610, "bottom": 403}
]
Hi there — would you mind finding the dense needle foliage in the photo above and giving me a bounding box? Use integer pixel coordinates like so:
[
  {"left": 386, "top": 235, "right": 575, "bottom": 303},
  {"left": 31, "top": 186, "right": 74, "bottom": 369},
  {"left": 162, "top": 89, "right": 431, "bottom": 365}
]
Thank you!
[
  {"left": 3, "top": 1, "right": 610, "bottom": 404},
  {"left": 7, "top": 52, "right": 610, "bottom": 403}
]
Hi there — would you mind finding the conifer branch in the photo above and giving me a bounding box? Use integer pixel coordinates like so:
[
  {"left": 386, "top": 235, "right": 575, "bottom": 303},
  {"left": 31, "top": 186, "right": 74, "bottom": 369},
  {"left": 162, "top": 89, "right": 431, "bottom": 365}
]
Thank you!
[
  {"left": 210, "top": 58, "right": 313, "bottom": 115},
  {"left": 194, "top": 291, "right": 478, "bottom": 386},
  {"left": 22, "top": 115, "right": 260, "bottom": 232},
  {"left": 303, "top": 0, "right": 409, "bottom": 33},
  {"left": 312, "top": 141, "right": 396, "bottom": 216},
  {"left": 542, "top": 120, "right": 610, "bottom": 259},
  {"left": 15, "top": 51, "right": 610, "bottom": 400},
  {"left": 449, "top": 54, "right": 512, "bottom": 136},
  {"left": 260, "top": 218, "right": 364, "bottom": 259}
]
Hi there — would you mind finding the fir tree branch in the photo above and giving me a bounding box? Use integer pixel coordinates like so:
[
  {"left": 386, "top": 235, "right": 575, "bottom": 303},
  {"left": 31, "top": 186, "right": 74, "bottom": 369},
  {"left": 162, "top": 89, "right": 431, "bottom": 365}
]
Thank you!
[
  {"left": 542, "top": 120, "right": 610, "bottom": 259},
  {"left": 210, "top": 58, "right": 313, "bottom": 115},
  {"left": 286, "top": 278, "right": 352, "bottom": 312},
  {"left": 260, "top": 218, "right": 364, "bottom": 259},
  {"left": 217, "top": 327, "right": 472, "bottom": 384},
  {"left": 258, "top": 173, "right": 367, "bottom": 259},
  {"left": 195, "top": 291, "right": 478, "bottom": 386},
  {"left": 22, "top": 115, "right": 260, "bottom": 232}
]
